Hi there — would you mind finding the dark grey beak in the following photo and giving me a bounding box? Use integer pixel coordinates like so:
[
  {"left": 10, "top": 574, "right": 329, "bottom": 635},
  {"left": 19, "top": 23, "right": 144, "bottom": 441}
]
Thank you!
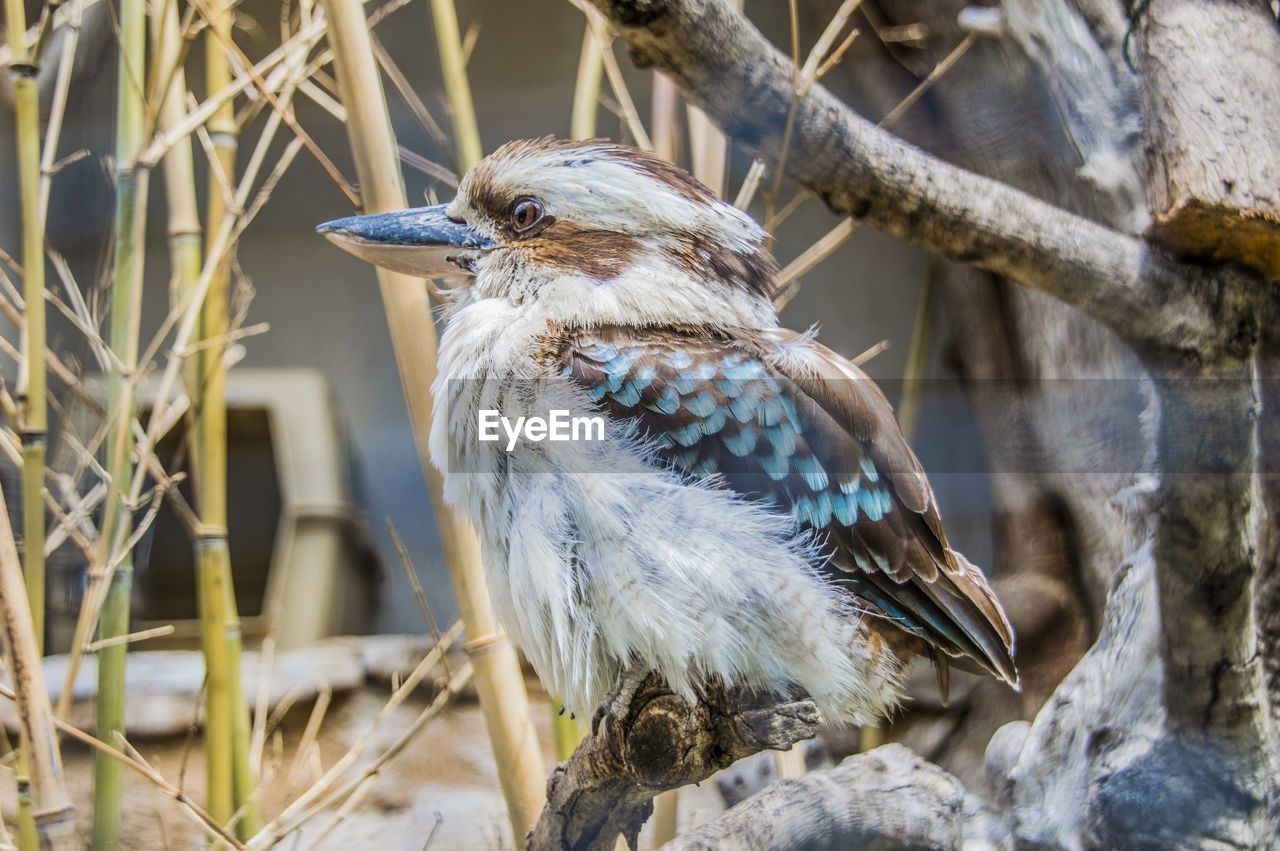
[{"left": 316, "top": 203, "right": 495, "bottom": 277}]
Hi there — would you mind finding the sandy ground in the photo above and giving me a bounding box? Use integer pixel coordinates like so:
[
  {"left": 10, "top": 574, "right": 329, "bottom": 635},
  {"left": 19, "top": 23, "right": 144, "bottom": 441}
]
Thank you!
[{"left": 1, "top": 672, "right": 726, "bottom": 849}]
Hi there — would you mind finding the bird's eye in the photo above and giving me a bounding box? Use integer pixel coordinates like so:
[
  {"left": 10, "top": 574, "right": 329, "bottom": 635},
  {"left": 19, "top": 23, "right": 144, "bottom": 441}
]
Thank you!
[{"left": 510, "top": 198, "right": 545, "bottom": 233}]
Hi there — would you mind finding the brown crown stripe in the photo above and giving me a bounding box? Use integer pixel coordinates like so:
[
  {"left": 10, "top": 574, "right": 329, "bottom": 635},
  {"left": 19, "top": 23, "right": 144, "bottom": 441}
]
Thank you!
[
  {"left": 520, "top": 220, "right": 645, "bottom": 281},
  {"left": 663, "top": 235, "right": 778, "bottom": 298}
]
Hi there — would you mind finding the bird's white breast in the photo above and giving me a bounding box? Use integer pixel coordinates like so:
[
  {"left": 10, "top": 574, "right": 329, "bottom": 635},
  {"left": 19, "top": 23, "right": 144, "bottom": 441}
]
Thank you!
[{"left": 428, "top": 294, "right": 904, "bottom": 724}]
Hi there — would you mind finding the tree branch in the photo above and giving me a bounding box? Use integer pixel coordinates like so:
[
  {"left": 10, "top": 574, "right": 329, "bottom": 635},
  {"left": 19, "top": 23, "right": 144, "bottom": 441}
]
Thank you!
[
  {"left": 587, "top": 0, "right": 1243, "bottom": 359},
  {"left": 668, "top": 743, "right": 1009, "bottom": 850},
  {"left": 527, "top": 674, "right": 819, "bottom": 851}
]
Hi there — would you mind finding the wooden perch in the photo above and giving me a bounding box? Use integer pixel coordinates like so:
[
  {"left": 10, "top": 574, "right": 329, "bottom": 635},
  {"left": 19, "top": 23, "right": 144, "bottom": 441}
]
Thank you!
[
  {"left": 528, "top": 674, "right": 819, "bottom": 850},
  {"left": 1134, "top": 0, "right": 1280, "bottom": 281},
  {"left": 586, "top": 0, "right": 1254, "bottom": 360}
]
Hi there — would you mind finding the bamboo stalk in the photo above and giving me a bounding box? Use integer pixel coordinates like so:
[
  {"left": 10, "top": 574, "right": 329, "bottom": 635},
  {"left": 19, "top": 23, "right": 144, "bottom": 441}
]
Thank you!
[
  {"left": 652, "top": 790, "right": 679, "bottom": 845},
  {"left": 686, "top": 104, "right": 726, "bottom": 196},
  {"left": 7, "top": 0, "right": 47, "bottom": 660},
  {"left": 773, "top": 745, "right": 807, "bottom": 778},
  {"left": 551, "top": 42, "right": 608, "bottom": 759},
  {"left": 550, "top": 701, "right": 582, "bottom": 763},
  {"left": 199, "top": 0, "right": 258, "bottom": 836},
  {"left": 195, "top": 536, "right": 233, "bottom": 827},
  {"left": 570, "top": 19, "right": 604, "bottom": 141},
  {"left": 38, "top": 0, "right": 84, "bottom": 224},
  {"left": 896, "top": 262, "right": 937, "bottom": 444},
  {"left": 149, "top": 0, "right": 202, "bottom": 315},
  {"left": 5, "top": 3, "right": 47, "bottom": 844},
  {"left": 594, "top": 27, "right": 651, "bottom": 152},
  {"left": 0, "top": 487, "right": 77, "bottom": 850},
  {"left": 317, "top": 0, "right": 547, "bottom": 839},
  {"left": 683, "top": 0, "right": 741, "bottom": 196},
  {"left": 55, "top": 36, "right": 313, "bottom": 721},
  {"left": 427, "top": 0, "right": 482, "bottom": 168},
  {"left": 651, "top": 72, "right": 679, "bottom": 163},
  {"left": 93, "top": 563, "right": 131, "bottom": 846},
  {"left": 93, "top": 0, "right": 148, "bottom": 842}
]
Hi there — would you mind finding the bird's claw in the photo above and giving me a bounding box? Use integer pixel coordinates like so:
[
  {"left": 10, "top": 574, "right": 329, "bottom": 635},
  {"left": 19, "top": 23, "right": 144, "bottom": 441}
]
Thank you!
[{"left": 592, "top": 668, "right": 649, "bottom": 737}]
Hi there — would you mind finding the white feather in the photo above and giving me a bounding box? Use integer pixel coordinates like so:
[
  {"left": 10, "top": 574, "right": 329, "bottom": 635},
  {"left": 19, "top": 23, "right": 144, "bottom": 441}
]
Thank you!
[{"left": 429, "top": 294, "right": 904, "bottom": 724}]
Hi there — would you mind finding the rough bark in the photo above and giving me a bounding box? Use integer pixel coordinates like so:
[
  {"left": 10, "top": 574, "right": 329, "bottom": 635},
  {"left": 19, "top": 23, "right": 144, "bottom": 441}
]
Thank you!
[
  {"left": 987, "top": 515, "right": 1165, "bottom": 847},
  {"left": 550, "top": 1, "right": 1280, "bottom": 847},
  {"left": 669, "top": 744, "right": 1008, "bottom": 850},
  {"left": 1134, "top": 0, "right": 1280, "bottom": 281},
  {"left": 528, "top": 675, "right": 819, "bottom": 850},
  {"left": 991, "top": 474, "right": 1275, "bottom": 848},
  {"left": 1259, "top": 308, "right": 1280, "bottom": 733},
  {"left": 1128, "top": 0, "right": 1274, "bottom": 745},
  {"left": 989, "top": 0, "right": 1276, "bottom": 842},
  {"left": 818, "top": 0, "right": 1150, "bottom": 784}
]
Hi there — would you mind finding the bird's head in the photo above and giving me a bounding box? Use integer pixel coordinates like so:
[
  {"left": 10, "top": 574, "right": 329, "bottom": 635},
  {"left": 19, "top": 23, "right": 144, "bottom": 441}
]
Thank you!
[{"left": 318, "top": 137, "right": 779, "bottom": 328}]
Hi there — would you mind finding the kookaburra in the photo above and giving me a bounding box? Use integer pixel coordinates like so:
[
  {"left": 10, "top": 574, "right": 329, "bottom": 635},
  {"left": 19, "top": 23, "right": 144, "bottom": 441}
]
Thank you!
[{"left": 319, "top": 137, "right": 1017, "bottom": 725}]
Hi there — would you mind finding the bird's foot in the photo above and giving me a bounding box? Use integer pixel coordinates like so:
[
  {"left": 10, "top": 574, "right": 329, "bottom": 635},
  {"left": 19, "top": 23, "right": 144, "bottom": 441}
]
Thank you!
[{"left": 592, "top": 668, "right": 651, "bottom": 737}]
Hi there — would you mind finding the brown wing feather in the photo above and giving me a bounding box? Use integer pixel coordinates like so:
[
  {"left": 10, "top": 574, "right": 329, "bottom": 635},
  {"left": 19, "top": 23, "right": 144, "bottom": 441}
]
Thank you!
[
  {"left": 751, "top": 328, "right": 1016, "bottom": 684},
  {"left": 556, "top": 324, "right": 1018, "bottom": 687}
]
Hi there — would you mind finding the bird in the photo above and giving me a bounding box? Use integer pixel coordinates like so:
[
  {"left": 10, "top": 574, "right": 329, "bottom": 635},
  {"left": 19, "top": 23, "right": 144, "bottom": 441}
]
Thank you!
[{"left": 318, "top": 137, "right": 1017, "bottom": 727}]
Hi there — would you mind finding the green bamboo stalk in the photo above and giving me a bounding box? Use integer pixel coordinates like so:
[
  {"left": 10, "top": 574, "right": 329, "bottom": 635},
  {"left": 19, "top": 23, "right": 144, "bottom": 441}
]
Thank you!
[
  {"left": 196, "top": 535, "right": 234, "bottom": 828},
  {"left": 226, "top": 579, "right": 257, "bottom": 839},
  {"left": 92, "top": 563, "right": 131, "bottom": 847},
  {"left": 5, "top": 1, "right": 46, "bottom": 845},
  {"left": 93, "top": 0, "right": 149, "bottom": 843},
  {"left": 428, "top": 0, "right": 482, "bottom": 168},
  {"left": 199, "top": 0, "right": 258, "bottom": 835},
  {"left": 896, "top": 264, "right": 936, "bottom": 444},
  {"left": 198, "top": 0, "right": 235, "bottom": 825}
]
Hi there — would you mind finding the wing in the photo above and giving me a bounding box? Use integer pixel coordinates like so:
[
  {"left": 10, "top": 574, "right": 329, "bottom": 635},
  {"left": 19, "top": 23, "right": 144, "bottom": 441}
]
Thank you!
[{"left": 552, "top": 323, "right": 1017, "bottom": 687}]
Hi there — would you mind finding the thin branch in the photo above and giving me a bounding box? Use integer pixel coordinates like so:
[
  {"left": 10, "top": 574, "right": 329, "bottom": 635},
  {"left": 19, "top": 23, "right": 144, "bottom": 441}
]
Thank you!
[
  {"left": 370, "top": 32, "right": 455, "bottom": 167},
  {"left": 84, "top": 624, "right": 177, "bottom": 652},
  {"left": 188, "top": 0, "right": 360, "bottom": 205},
  {"left": 878, "top": 33, "right": 975, "bottom": 129},
  {"left": 773, "top": 217, "right": 858, "bottom": 310}
]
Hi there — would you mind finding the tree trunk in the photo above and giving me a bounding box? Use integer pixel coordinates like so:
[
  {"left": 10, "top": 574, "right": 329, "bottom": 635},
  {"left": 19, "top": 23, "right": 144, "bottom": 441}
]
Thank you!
[
  {"left": 556, "top": 1, "right": 1280, "bottom": 846},
  {"left": 814, "top": 0, "right": 1152, "bottom": 783}
]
